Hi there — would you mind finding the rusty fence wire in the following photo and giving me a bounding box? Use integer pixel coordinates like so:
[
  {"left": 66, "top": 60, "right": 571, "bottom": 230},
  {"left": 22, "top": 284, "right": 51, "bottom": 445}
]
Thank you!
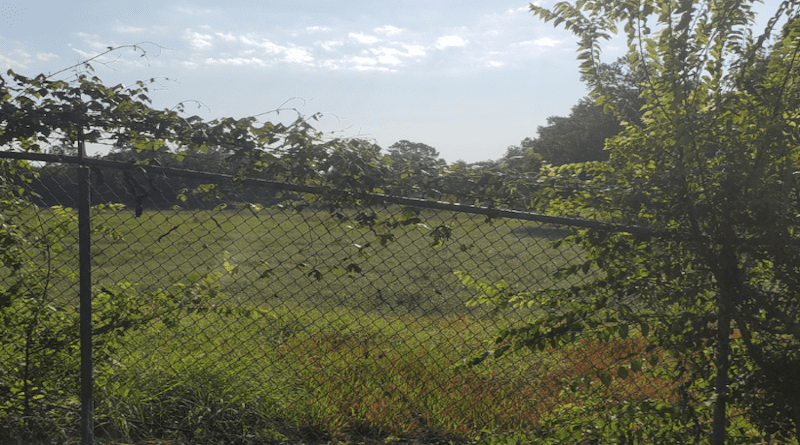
[{"left": 2, "top": 154, "right": 674, "bottom": 444}]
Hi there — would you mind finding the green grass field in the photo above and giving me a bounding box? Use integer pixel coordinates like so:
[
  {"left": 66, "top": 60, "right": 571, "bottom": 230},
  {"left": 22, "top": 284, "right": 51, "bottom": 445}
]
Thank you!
[
  {"left": 84, "top": 203, "right": 584, "bottom": 318},
  {"left": 5, "top": 202, "right": 660, "bottom": 444}
]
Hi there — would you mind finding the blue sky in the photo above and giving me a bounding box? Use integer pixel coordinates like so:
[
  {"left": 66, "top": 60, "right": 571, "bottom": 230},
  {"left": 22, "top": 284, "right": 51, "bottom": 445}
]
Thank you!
[{"left": 1, "top": 0, "right": 628, "bottom": 163}]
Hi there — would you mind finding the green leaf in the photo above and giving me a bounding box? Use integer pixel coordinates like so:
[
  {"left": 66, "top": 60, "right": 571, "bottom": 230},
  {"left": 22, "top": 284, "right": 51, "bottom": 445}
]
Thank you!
[
  {"left": 493, "top": 344, "right": 511, "bottom": 359},
  {"left": 308, "top": 269, "right": 323, "bottom": 281},
  {"left": 618, "top": 323, "right": 629, "bottom": 339},
  {"left": 259, "top": 269, "right": 274, "bottom": 280},
  {"left": 344, "top": 263, "right": 362, "bottom": 274}
]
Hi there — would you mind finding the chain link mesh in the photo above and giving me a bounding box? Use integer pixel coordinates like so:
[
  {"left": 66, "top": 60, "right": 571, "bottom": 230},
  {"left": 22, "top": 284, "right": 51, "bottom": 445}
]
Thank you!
[{"left": 1, "top": 157, "right": 764, "bottom": 444}]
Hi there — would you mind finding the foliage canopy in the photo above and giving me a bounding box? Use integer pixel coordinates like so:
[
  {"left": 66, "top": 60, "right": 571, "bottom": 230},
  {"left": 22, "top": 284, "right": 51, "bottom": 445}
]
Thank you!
[{"left": 464, "top": 1, "right": 800, "bottom": 443}]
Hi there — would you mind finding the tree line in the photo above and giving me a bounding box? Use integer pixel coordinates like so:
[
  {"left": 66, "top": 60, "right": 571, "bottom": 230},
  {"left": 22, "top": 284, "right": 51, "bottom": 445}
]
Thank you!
[{"left": 16, "top": 54, "right": 642, "bottom": 213}]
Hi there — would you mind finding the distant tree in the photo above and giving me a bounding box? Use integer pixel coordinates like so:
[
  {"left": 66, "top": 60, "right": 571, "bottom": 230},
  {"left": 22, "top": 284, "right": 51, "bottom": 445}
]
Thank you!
[
  {"left": 385, "top": 140, "right": 446, "bottom": 196},
  {"left": 387, "top": 140, "right": 446, "bottom": 171},
  {"left": 508, "top": 57, "right": 643, "bottom": 167},
  {"left": 585, "top": 56, "right": 647, "bottom": 127},
  {"left": 523, "top": 97, "right": 622, "bottom": 165},
  {"left": 501, "top": 144, "right": 543, "bottom": 174},
  {"left": 433, "top": 158, "right": 532, "bottom": 209}
]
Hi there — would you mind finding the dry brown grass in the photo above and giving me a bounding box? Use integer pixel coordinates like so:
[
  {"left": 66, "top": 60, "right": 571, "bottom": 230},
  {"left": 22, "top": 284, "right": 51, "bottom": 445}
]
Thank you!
[{"left": 278, "top": 330, "right": 675, "bottom": 442}]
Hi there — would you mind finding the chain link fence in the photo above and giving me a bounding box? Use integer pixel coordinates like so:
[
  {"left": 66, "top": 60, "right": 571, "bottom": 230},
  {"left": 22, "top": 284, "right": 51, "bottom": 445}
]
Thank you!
[{"left": 0, "top": 154, "right": 681, "bottom": 444}]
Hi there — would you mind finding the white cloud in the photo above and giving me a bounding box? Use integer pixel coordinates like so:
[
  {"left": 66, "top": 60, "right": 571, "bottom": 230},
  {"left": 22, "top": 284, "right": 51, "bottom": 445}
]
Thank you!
[
  {"left": 205, "top": 57, "right": 270, "bottom": 67},
  {"left": 71, "top": 33, "right": 149, "bottom": 64},
  {"left": 240, "top": 36, "right": 288, "bottom": 55},
  {"left": 260, "top": 41, "right": 287, "bottom": 54},
  {"left": 36, "top": 52, "right": 58, "bottom": 61},
  {"left": 352, "top": 56, "right": 376, "bottom": 66},
  {"left": 318, "top": 40, "right": 344, "bottom": 51},
  {"left": 239, "top": 36, "right": 260, "bottom": 47},
  {"left": 0, "top": 49, "right": 32, "bottom": 69},
  {"left": 375, "top": 25, "right": 403, "bottom": 36},
  {"left": 172, "top": 18, "right": 561, "bottom": 74},
  {"left": 175, "top": 6, "right": 213, "bottom": 15},
  {"left": 186, "top": 29, "right": 315, "bottom": 67},
  {"left": 76, "top": 32, "right": 113, "bottom": 51},
  {"left": 369, "top": 45, "right": 424, "bottom": 65},
  {"left": 114, "top": 25, "right": 145, "bottom": 33},
  {"left": 284, "top": 47, "right": 313, "bottom": 64},
  {"left": 379, "top": 54, "right": 401, "bottom": 65},
  {"left": 435, "top": 35, "right": 467, "bottom": 49},
  {"left": 356, "top": 65, "right": 391, "bottom": 72},
  {"left": 532, "top": 37, "right": 558, "bottom": 47},
  {"left": 331, "top": 55, "right": 393, "bottom": 72},
  {"left": 515, "top": 38, "right": 560, "bottom": 48},
  {"left": 318, "top": 60, "right": 342, "bottom": 70},
  {"left": 403, "top": 45, "right": 426, "bottom": 57},
  {"left": 70, "top": 47, "right": 94, "bottom": 59},
  {"left": 349, "top": 32, "right": 379, "bottom": 44},
  {"left": 215, "top": 32, "right": 238, "bottom": 42},
  {"left": 186, "top": 30, "right": 213, "bottom": 49}
]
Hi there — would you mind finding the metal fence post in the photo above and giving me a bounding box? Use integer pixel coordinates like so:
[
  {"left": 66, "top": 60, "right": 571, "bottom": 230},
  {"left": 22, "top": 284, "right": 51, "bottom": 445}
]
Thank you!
[
  {"left": 711, "top": 244, "right": 738, "bottom": 445},
  {"left": 77, "top": 127, "right": 94, "bottom": 445}
]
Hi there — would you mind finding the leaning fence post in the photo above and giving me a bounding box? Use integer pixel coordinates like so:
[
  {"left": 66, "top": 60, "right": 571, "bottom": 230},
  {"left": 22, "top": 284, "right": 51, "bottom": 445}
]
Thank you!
[{"left": 77, "top": 127, "right": 94, "bottom": 445}]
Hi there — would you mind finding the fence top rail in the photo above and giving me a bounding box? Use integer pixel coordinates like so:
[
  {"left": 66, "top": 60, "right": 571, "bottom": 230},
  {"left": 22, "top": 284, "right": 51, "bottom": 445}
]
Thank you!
[{"left": 2, "top": 150, "right": 683, "bottom": 239}]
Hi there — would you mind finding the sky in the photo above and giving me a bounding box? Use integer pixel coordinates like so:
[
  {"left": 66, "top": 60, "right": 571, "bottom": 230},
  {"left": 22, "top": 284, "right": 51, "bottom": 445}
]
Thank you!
[{"left": 0, "top": 0, "right": 626, "bottom": 163}]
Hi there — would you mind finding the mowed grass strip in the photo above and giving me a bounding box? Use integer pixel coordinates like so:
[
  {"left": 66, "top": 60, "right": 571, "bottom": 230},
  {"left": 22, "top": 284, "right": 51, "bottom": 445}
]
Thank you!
[{"left": 41, "top": 203, "right": 588, "bottom": 319}]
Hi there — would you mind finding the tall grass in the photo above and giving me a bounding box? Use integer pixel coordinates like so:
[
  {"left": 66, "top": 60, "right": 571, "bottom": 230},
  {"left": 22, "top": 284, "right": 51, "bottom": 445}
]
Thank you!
[{"left": 94, "top": 305, "right": 674, "bottom": 444}]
